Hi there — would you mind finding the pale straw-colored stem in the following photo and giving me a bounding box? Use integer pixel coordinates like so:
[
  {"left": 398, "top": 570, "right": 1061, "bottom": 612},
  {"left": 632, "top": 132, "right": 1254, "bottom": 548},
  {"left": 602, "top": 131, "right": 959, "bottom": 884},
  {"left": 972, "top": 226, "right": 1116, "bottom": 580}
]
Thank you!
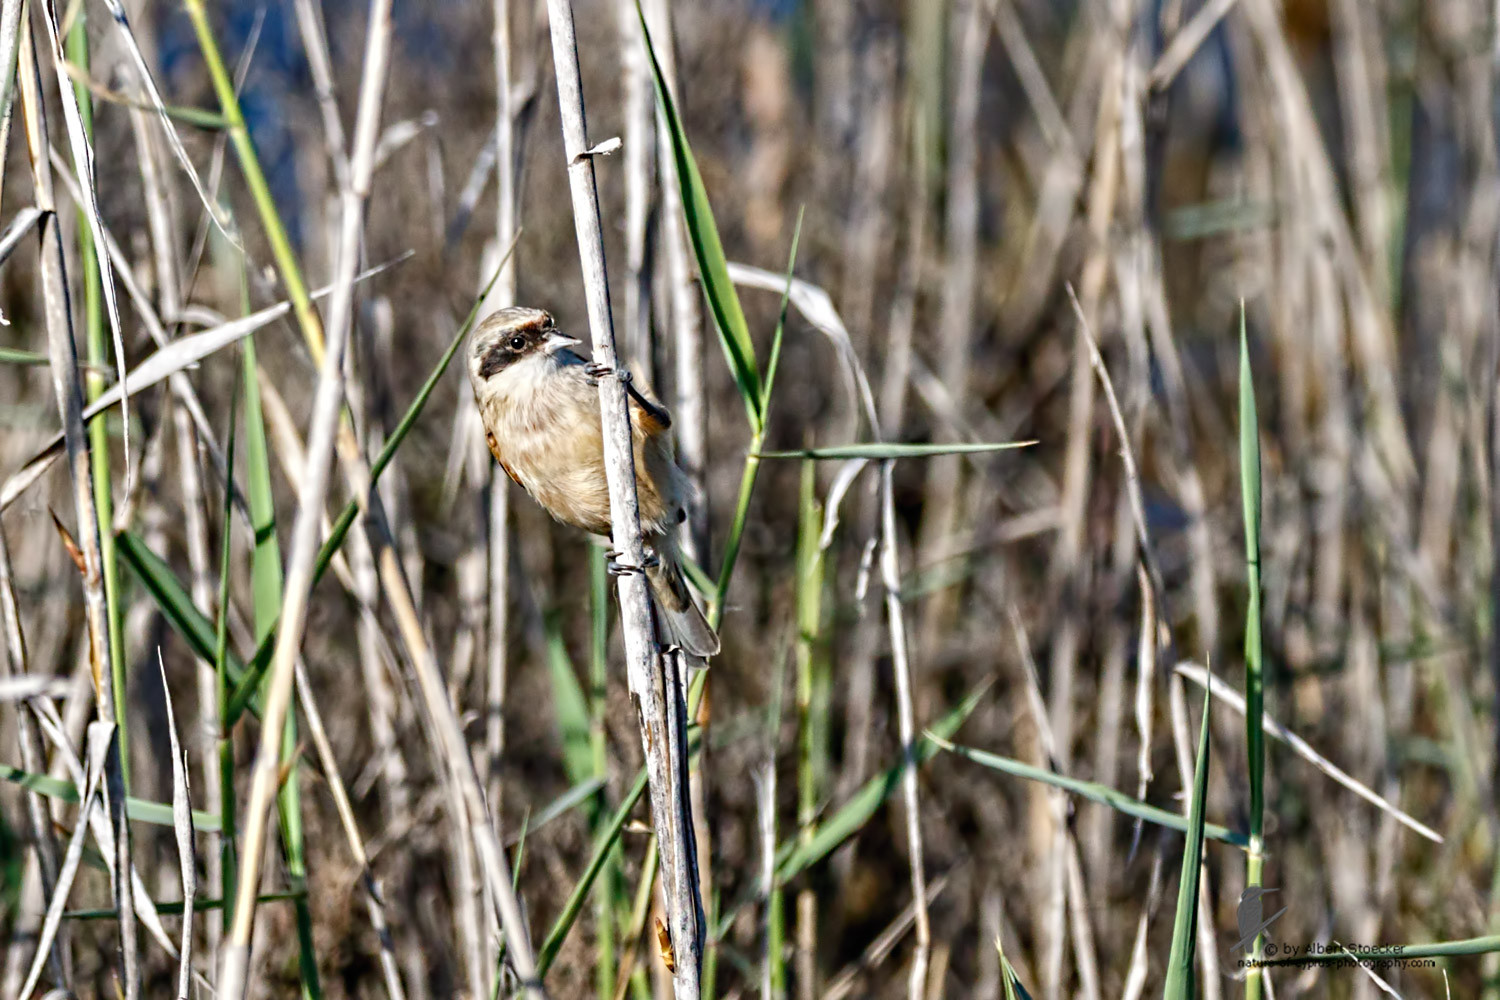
[
  {"left": 545, "top": 0, "right": 703, "bottom": 992},
  {"left": 17, "top": 15, "right": 137, "bottom": 996},
  {"left": 219, "top": 1, "right": 397, "bottom": 995}
]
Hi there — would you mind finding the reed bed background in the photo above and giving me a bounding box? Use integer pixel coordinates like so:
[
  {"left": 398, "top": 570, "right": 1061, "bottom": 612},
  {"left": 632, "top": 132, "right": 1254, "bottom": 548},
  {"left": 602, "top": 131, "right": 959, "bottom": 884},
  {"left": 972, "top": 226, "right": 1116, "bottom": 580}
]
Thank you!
[{"left": 0, "top": 0, "right": 1496, "bottom": 997}]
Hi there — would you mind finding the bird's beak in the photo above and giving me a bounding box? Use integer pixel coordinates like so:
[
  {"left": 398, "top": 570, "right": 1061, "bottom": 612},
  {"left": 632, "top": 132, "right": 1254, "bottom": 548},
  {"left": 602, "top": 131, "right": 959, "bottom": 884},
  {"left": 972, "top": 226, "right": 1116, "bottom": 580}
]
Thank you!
[{"left": 543, "top": 331, "right": 581, "bottom": 354}]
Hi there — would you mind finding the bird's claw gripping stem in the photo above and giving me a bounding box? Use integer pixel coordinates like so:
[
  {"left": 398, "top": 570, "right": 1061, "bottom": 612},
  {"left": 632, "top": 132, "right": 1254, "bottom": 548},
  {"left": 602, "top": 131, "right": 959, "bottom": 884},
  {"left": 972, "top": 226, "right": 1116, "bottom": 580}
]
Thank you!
[
  {"left": 586, "top": 362, "right": 632, "bottom": 386},
  {"left": 605, "top": 548, "right": 659, "bottom": 577}
]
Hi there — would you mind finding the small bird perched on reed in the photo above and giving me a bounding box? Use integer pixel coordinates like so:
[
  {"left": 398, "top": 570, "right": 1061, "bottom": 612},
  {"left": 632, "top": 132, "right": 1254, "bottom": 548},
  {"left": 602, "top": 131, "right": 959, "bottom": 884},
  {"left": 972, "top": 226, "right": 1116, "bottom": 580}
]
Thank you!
[{"left": 467, "top": 305, "right": 719, "bottom": 657}]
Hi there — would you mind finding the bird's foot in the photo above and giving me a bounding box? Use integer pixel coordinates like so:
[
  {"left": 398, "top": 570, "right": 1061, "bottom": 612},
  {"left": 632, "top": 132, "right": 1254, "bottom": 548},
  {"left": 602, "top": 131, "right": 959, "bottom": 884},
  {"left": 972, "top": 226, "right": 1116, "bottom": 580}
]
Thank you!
[
  {"left": 585, "top": 362, "right": 632, "bottom": 387},
  {"left": 605, "top": 547, "right": 659, "bottom": 577}
]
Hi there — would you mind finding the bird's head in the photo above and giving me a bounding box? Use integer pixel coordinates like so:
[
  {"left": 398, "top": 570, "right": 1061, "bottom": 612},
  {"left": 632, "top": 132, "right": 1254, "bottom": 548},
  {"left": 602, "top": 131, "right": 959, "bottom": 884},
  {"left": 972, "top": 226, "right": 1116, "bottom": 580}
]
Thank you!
[{"left": 467, "top": 306, "right": 580, "bottom": 391}]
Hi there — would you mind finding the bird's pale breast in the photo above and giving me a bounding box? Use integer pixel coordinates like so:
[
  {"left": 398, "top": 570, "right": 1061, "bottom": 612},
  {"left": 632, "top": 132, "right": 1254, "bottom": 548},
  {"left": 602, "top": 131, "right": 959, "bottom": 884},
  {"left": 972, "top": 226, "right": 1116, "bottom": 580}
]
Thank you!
[{"left": 479, "top": 355, "right": 681, "bottom": 536}]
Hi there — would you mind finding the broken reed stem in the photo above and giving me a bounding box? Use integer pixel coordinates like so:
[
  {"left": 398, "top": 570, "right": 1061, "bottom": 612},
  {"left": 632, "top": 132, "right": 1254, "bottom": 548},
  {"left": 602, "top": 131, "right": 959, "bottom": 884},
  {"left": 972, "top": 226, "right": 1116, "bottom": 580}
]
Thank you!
[
  {"left": 545, "top": 0, "right": 703, "bottom": 993},
  {"left": 17, "top": 13, "right": 139, "bottom": 996}
]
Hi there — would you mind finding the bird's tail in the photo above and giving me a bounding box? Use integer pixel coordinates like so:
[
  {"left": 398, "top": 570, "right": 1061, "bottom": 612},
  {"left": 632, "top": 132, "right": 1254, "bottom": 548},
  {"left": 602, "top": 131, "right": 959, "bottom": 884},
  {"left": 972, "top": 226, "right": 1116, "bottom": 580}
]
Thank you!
[{"left": 645, "top": 550, "right": 720, "bottom": 658}]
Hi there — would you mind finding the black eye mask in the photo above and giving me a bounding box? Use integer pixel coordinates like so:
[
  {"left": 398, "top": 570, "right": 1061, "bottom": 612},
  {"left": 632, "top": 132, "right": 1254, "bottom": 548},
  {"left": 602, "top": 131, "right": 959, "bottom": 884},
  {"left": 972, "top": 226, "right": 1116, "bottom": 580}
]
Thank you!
[{"left": 478, "top": 326, "right": 543, "bottom": 378}]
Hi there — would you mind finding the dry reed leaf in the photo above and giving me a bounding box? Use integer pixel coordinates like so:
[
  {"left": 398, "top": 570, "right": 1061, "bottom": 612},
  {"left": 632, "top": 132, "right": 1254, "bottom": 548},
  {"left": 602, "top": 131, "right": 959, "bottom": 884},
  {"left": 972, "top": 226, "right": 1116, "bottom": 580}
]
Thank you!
[{"left": 654, "top": 916, "right": 676, "bottom": 973}]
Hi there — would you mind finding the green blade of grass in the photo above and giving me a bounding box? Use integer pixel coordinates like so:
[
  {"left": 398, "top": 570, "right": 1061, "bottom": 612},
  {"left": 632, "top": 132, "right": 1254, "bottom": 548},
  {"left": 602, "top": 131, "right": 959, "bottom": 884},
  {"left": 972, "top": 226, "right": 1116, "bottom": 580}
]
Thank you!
[
  {"left": 215, "top": 370, "right": 239, "bottom": 935},
  {"left": 116, "top": 529, "right": 255, "bottom": 701},
  {"left": 702, "top": 683, "right": 990, "bottom": 943},
  {"left": 774, "top": 680, "right": 990, "bottom": 882},
  {"left": 760, "top": 207, "right": 803, "bottom": 419},
  {"left": 930, "top": 736, "right": 1246, "bottom": 848},
  {"left": 1239, "top": 305, "right": 1268, "bottom": 1000},
  {"left": 587, "top": 543, "right": 617, "bottom": 1000},
  {"left": 795, "top": 458, "right": 827, "bottom": 839},
  {"left": 537, "top": 768, "right": 651, "bottom": 975},
  {"left": 239, "top": 278, "right": 319, "bottom": 1000},
  {"left": 242, "top": 340, "right": 281, "bottom": 646},
  {"left": 64, "top": 890, "right": 302, "bottom": 921},
  {"left": 712, "top": 447, "right": 760, "bottom": 631},
  {"left": 0, "top": 762, "right": 220, "bottom": 831},
  {"left": 0, "top": 347, "right": 50, "bottom": 366},
  {"left": 182, "top": 0, "right": 326, "bottom": 364},
  {"left": 755, "top": 441, "right": 1036, "bottom": 460},
  {"left": 996, "top": 934, "right": 1033, "bottom": 1000},
  {"left": 636, "top": 0, "right": 761, "bottom": 431},
  {"left": 790, "top": 457, "right": 826, "bottom": 1000},
  {"left": 708, "top": 218, "right": 807, "bottom": 628},
  {"left": 1162, "top": 684, "right": 1213, "bottom": 1000},
  {"left": 543, "top": 614, "right": 595, "bottom": 787},
  {"left": 68, "top": 10, "right": 128, "bottom": 782},
  {"left": 506, "top": 777, "right": 607, "bottom": 848}
]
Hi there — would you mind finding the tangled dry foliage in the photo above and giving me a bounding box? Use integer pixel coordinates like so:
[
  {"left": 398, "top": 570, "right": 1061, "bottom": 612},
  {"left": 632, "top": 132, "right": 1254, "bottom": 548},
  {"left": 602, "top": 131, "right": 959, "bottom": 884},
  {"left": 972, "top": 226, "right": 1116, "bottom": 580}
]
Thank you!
[{"left": 3, "top": 0, "right": 1500, "bottom": 996}]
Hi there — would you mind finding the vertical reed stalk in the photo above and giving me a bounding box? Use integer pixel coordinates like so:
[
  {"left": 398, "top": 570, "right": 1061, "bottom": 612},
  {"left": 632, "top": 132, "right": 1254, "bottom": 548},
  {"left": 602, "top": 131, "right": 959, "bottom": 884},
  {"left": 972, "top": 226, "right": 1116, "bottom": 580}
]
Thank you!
[
  {"left": 65, "top": 11, "right": 128, "bottom": 770},
  {"left": 546, "top": 1, "right": 703, "bottom": 992},
  {"left": 1240, "top": 315, "right": 1267, "bottom": 1000},
  {"left": 218, "top": 2, "right": 395, "bottom": 995},
  {"left": 794, "top": 459, "right": 825, "bottom": 1000},
  {"left": 487, "top": 0, "right": 517, "bottom": 848},
  {"left": 18, "top": 15, "right": 138, "bottom": 996},
  {"left": 644, "top": 0, "right": 708, "bottom": 565}
]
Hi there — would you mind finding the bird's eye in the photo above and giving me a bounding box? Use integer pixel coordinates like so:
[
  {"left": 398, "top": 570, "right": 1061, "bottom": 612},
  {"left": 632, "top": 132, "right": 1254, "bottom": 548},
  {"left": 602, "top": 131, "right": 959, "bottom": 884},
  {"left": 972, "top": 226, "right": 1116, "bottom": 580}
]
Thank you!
[{"left": 508, "top": 335, "right": 526, "bottom": 351}]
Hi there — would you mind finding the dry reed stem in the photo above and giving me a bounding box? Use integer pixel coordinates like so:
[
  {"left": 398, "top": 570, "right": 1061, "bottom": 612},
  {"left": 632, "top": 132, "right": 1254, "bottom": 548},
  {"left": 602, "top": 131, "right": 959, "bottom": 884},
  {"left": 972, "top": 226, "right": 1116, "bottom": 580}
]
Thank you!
[
  {"left": 43, "top": 148, "right": 232, "bottom": 524},
  {"left": 546, "top": 0, "right": 702, "bottom": 993},
  {"left": 878, "top": 459, "right": 930, "bottom": 1000},
  {"left": 219, "top": 1, "right": 399, "bottom": 994},
  {"left": 291, "top": 0, "right": 351, "bottom": 190},
  {"left": 1148, "top": 0, "right": 1243, "bottom": 90},
  {"left": 1174, "top": 662, "right": 1440, "bottom": 842},
  {"left": 644, "top": 0, "right": 708, "bottom": 565},
  {"left": 821, "top": 872, "right": 954, "bottom": 1000},
  {"left": 292, "top": 657, "right": 407, "bottom": 999},
  {"left": 618, "top": 0, "right": 654, "bottom": 362},
  {"left": 0, "top": 0, "right": 23, "bottom": 213},
  {"left": 1009, "top": 610, "right": 1100, "bottom": 1000},
  {"left": 487, "top": 0, "right": 518, "bottom": 857},
  {"left": 37, "top": 0, "right": 131, "bottom": 488},
  {"left": 915, "top": 0, "right": 986, "bottom": 663},
  {"left": 154, "top": 654, "right": 195, "bottom": 1000},
  {"left": 97, "top": 0, "right": 237, "bottom": 244},
  {"left": 0, "top": 520, "right": 67, "bottom": 987},
  {"left": 753, "top": 764, "right": 775, "bottom": 1000},
  {"left": 17, "top": 14, "right": 138, "bottom": 995},
  {"left": 1065, "top": 284, "right": 1169, "bottom": 607},
  {"left": 1118, "top": 840, "right": 1165, "bottom": 1000},
  {"left": 15, "top": 722, "right": 110, "bottom": 1000}
]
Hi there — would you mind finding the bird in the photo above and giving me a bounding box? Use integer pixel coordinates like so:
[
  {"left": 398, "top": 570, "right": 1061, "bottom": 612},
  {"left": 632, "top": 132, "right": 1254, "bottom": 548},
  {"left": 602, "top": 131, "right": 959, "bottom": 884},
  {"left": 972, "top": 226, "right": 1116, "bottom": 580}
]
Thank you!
[{"left": 467, "top": 305, "right": 719, "bottom": 658}]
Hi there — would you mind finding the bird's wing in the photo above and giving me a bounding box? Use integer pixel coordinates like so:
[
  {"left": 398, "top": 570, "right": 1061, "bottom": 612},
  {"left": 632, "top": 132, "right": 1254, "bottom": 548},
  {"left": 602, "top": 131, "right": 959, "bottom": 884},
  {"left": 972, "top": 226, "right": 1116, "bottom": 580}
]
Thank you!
[{"left": 485, "top": 428, "right": 523, "bottom": 487}]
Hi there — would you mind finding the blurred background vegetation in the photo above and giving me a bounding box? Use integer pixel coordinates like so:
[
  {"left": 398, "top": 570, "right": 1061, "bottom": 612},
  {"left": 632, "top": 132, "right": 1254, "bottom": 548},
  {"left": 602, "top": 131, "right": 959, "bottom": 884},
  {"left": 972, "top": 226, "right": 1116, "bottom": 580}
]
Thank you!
[{"left": 1, "top": 0, "right": 1497, "bottom": 997}]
